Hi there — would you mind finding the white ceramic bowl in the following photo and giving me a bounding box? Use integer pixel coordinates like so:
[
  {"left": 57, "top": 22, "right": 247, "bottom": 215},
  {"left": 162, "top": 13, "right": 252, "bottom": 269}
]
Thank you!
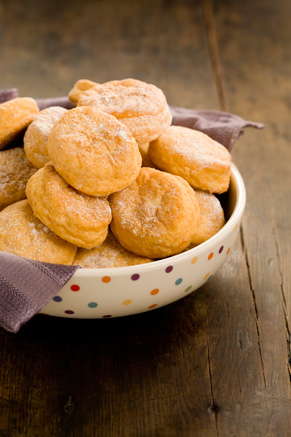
[{"left": 41, "top": 163, "right": 246, "bottom": 318}]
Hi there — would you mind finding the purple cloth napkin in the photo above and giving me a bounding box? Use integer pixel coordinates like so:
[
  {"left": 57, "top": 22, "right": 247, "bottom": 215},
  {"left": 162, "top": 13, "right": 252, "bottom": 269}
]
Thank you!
[{"left": 0, "top": 90, "right": 264, "bottom": 333}]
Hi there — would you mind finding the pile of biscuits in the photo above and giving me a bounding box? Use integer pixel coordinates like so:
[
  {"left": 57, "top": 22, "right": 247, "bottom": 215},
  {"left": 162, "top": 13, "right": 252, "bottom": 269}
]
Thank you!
[{"left": 0, "top": 78, "right": 231, "bottom": 267}]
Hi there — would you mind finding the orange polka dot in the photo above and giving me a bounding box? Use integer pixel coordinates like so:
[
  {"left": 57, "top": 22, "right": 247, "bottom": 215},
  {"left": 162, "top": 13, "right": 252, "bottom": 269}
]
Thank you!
[
  {"left": 191, "top": 256, "right": 198, "bottom": 264},
  {"left": 204, "top": 272, "right": 210, "bottom": 280},
  {"left": 208, "top": 252, "right": 214, "bottom": 260},
  {"left": 102, "top": 276, "right": 111, "bottom": 283},
  {"left": 149, "top": 304, "right": 158, "bottom": 309},
  {"left": 123, "top": 299, "right": 132, "bottom": 305},
  {"left": 150, "top": 288, "right": 159, "bottom": 295},
  {"left": 227, "top": 247, "right": 231, "bottom": 254}
]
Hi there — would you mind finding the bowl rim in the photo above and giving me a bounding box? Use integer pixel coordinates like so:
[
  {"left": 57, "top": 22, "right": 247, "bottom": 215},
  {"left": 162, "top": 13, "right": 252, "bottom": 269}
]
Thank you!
[{"left": 72, "top": 163, "right": 246, "bottom": 277}]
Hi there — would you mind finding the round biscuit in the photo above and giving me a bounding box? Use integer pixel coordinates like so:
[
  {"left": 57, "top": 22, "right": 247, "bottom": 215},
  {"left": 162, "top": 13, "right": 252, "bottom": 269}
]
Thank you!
[
  {"left": 78, "top": 78, "right": 172, "bottom": 144},
  {"left": 148, "top": 126, "right": 231, "bottom": 193},
  {"left": 0, "top": 199, "right": 77, "bottom": 264},
  {"left": 191, "top": 190, "right": 225, "bottom": 245},
  {"left": 68, "top": 79, "right": 98, "bottom": 105},
  {"left": 26, "top": 162, "right": 112, "bottom": 249},
  {"left": 24, "top": 106, "right": 68, "bottom": 168},
  {"left": 73, "top": 231, "right": 153, "bottom": 268},
  {"left": 47, "top": 106, "right": 142, "bottom": 196},
  {"left": 0, "top": 98, "right": 39, "bottom": 150},
  {"left": 0, "top": 147, "right": 37, "bottom": 211},
  {"left": 109, "top": 167, "right": 201, "bottom": 259}
]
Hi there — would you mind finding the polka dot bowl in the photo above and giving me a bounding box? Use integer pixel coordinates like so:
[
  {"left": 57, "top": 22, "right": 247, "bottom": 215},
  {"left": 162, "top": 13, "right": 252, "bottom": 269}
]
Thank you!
[{"left": 41, "top": 163, "right": 246, "bottom": 319}]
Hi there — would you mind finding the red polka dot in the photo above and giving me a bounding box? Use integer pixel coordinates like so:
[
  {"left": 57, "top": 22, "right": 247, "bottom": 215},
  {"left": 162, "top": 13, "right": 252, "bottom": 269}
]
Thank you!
[
  {"left": 102, "top": 276, "right": 111, "bottom": 283},
  {"left": 70, "top": 284, "right": 80, "bottom": 292},
  {"left": 64, "top": 310, "right": 74, "bottom": 314},
  {"left": 208, "top": 252, "right": 214, "bottom": 260}
]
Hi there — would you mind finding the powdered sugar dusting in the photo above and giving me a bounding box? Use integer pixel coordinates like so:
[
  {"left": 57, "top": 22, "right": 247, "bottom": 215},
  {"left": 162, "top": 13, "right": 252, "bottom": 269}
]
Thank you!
[
  {"left": 73, "top": 232, "right": 152, "bottom": 268},
  {"left": 0, "top": 147, "right": 37, "bottom": 209}
]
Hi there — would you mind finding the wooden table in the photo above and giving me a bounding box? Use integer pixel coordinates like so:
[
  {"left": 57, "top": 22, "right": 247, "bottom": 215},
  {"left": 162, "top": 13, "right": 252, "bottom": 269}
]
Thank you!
[{"left": 1, "top": 0, "right": 291, "bottom": 435}]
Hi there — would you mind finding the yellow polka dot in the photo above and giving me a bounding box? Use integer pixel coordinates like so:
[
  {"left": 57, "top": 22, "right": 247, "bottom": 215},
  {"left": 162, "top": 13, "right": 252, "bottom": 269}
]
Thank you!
[
  {"left": 204, "top": 272, "right": 210, "bottom": 280},
  {"left": 122, "top": 299, "right": 132, "bottom": 305},
  {"left": 234, "top": 224, "right": 238, "bottom": 231},
  {"left": 191, "top": 256, "right": 198, "bottom": 264}
]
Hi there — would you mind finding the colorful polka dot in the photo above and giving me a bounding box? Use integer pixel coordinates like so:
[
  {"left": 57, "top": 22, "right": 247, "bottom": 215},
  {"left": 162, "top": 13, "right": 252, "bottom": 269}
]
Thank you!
[
  {"left": 123, "top": 299, "right": 132, "bottom": 305},
  {"left": 165, "top": 265, "right": 173, "bottom": 273},
  {"left": 88, "top": 302, "right": 98, "bottom": 308},
  {"left": 149, "top": 304, "right": 158, "bottom": 309},
  {"left": 227, "top": 247, "right": 231, "bottom": 254},
  {"left": 102, "top": 314, "right": 112, "bottom": 318},
  {"left": 191, "top": 256, "right": 198, "bottom": 264},
  {"left": 131, "top": 273, "right": 140, "bottom": 281},
  {"left": 150, "top": 288, "right": 159, "bottom": 296},
  {"left": 102, "top": 276, "right": 111, "bottom": 283},
  {"left": 204, "top": 273, "right": 210, "bottom": 280},
  {"left": 70, "top": 284, "right": 80, "bottom": 292},
  {"left": 175, "top": 278, "right": 183, "bottom": 285},
  {"left": 207, "top": 275, "right": 213, "bottom": 281},
  {"left": 208, "top": 252, "right": 214, "bottom": 260},
  {"left": 53, "top": 296, "right": 62, "bottom": 302},
  {"left": 185, "top": 286, "right": 192, "bottom": 292},
  {"left": 219, "top": 246, "right": 224, "bottom": 254},
  {"left": 64, "top": 310, "right": 74, "bottom": 315},
  {"left": 235, "top": 224, "right": 238, "bottom": 231}
]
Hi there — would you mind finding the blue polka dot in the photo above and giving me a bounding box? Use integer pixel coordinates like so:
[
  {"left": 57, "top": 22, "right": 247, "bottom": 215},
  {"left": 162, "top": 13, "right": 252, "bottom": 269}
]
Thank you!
[
  {"left": 53, "top": 296, "right": 62, "bottom": 302},
  {"left": 175, "top": 278, "right": 183, "bottom": 285},
  {"left": 88, "top": 302, "right": 98, "bottom": 308}
]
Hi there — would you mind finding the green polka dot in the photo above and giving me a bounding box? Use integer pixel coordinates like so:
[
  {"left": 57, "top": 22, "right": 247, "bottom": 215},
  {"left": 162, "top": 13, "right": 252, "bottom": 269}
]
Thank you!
[
  {"left": 185, "top": 286, "right": 192, "bottom": 292},
  {"left": 88, "top": 302, "right": 98, "bottom": 308}
]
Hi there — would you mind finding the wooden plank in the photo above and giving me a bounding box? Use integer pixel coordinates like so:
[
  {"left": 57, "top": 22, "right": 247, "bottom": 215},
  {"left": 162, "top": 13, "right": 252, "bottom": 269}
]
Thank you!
[
  {"left": 0, "top": 0, "right": 218, "bottom": 109},
  {"left": 204, "top": 0, "right": 291, "bottom": 434}
]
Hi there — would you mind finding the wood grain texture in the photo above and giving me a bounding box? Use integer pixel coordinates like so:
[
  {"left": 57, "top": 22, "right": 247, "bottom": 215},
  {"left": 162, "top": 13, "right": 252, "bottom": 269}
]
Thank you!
[
  {"left": 1, "top": 0, "right": 291, "bottom": 435},
  {"left": 210, "top": 0, "right": 291, "bottom": 434}
]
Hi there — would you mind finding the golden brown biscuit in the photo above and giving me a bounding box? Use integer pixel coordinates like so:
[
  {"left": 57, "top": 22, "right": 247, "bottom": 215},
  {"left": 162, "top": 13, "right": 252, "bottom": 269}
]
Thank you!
[
  {"left": 73, "top": 231, "right": 153, "bottom": 268},
  {"left": 24, "top": 106, "right": 68, "bottom": 168},
  {"left": 0, "top": 200, "right": 77, "bottom": 264},
  {"left": 78, "top": 78, "right": 172, "bottom": 144},
  {"left": 0, "top": 147, "right": 37, "bottom": 210},
  {"left": 68, "top": 79, "right": 98, "bottom": 105},
  {"left": 26, "top": 162, "right": 112, "bottom": 248},
  {"left": 138, "top": 142, "right": 156, "bottom": 168},
  {"left": 109, "top": 167, "right": 201, "bottom": 259},
  {"left": 148, "top": 126, "right": 231, "bottom": 193},
  {"left": 191, "top": 190, "right": 225, "bottom": 245},
  {"left": 47, "top": 106, "right": 142, "bottom": 196},
  {"left": 0, "top": 98, "right": 39, "bottom": 150}
]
